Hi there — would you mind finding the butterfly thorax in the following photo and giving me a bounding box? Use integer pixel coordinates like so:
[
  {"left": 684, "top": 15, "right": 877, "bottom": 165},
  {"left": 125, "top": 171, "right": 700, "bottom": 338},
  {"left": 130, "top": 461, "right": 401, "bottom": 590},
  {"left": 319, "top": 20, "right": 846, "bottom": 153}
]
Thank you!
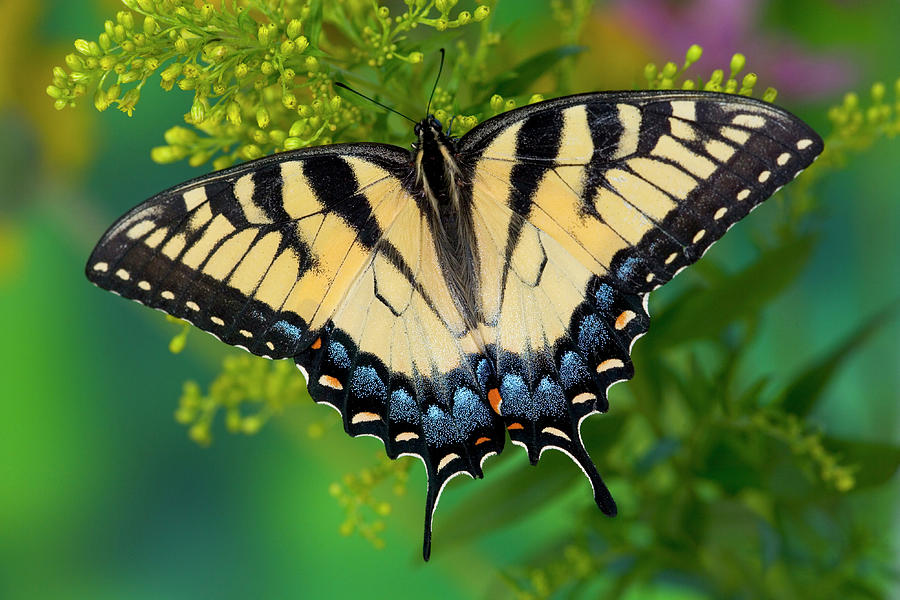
[{"left": 413, "top": 115, "right": 482, "bottom": 331}]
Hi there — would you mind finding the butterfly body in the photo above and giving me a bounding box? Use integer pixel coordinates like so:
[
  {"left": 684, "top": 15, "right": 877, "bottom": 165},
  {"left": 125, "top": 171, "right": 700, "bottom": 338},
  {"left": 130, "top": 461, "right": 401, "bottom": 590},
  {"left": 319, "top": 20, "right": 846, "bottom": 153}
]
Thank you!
[{"left": 87, "top": 91, "right": 822, "bottom": 559}]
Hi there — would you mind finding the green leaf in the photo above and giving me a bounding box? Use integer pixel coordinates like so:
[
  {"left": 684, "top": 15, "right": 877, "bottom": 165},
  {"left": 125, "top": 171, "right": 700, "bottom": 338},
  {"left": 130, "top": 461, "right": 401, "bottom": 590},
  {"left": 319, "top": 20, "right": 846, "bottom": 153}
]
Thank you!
[
  {"left": 439, "top": 455, "right": 581, "bottom": 546},
  {"left": 305, "top": 0, "right": 324, "bottom": 47},
  {"left": 487, "top": 45, "right": 586, "bottom": 98},
  {"left": 634, "top": 437, "right": 681, "bottom": 474},
  {"left": 778, "top": 300, "right": 898, "bottom": 417},
  {"left": 697, "top": 435, "right": 765, "bottom": 494},
  {"left": 822, "top": 436, "right": 900, "bottom": 489},
  {"left": 650, "top": 234, "right": 816, "bottom": 345}
]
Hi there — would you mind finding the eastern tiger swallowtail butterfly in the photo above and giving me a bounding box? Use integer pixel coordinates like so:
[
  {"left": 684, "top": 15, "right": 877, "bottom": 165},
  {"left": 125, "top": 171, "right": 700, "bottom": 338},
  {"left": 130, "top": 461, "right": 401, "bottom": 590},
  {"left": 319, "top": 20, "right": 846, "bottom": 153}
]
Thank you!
[{"left": 86, "top": 89, "right": 822, "bottom": 559}]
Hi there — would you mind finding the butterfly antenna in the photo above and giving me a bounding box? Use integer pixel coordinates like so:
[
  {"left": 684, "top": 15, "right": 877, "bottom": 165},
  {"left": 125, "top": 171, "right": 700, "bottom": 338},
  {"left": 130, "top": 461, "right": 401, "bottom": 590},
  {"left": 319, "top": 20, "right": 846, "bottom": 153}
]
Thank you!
[
  {"left": 334, "top": 82, "right": 416, "bottom": 124},
  {"left": 425, "top": 48, "right": 445, "bottom": 117}
]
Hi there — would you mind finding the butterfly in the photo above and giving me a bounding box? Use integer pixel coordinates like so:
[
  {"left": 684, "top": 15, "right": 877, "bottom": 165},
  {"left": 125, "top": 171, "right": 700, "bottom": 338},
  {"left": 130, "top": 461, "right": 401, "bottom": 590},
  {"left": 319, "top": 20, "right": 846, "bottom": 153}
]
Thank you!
[{"left": 86, "top": 89, "right": 822, "bottom": 559}]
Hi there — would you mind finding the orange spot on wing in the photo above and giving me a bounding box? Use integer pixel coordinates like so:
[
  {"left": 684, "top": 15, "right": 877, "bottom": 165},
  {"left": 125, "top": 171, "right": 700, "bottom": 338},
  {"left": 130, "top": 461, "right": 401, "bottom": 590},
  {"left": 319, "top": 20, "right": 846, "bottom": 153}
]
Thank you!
[
  {"left": 311, "top": 337, "right": 322, "bottom": 349},
  {"left": 488, "top": 388, "right": 502, "bottom": 414},
  {"left": 615, "top": 310, "right": 636, "bottom": 330},
  {"left": 318, "top": 374, "right": 342, "bottom": 390},
  {"left": 507, "top": 422, "right": 524, "bottom": 431},
  {"left": 475, "top": 436, "right": 491, "bottom": 445}
]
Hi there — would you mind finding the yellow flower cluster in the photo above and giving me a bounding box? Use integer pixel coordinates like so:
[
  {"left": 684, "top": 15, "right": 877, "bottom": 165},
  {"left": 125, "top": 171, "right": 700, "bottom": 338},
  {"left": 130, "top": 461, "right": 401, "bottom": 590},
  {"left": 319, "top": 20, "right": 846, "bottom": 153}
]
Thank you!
[
  {"left": 47, "top": 0, "right": 496, "bottom": 168},
  {"left": 643, "top": 44, "right": 777, "bottom": 101}
]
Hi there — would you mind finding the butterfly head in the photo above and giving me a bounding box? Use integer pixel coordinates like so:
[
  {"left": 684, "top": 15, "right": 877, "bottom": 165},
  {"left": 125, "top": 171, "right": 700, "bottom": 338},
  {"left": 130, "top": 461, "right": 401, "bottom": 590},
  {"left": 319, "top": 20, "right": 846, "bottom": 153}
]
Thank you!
[{"left": 414, "top": 115, "right": 446, "bottom": 147}]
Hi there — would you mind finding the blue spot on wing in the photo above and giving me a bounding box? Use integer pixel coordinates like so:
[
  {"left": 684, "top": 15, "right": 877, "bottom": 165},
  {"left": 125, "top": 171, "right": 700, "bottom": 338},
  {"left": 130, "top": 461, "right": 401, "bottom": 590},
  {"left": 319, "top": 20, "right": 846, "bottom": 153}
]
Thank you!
[
  {"left": 560, "top": 351, "right": 591, "bottom": 388},
  {"left": 594, "top": 283, "right": 615, "bottom": 310},
  {"left": 615, "top": 256, "right": 642, "bottom": 282},
  {"left": 422, "top": 405, "right": 454, "bottom": 446},
  {"left": 328, "top": 341, "right": 350, "bottom": 368},
  {"left": 389, "top": 389, "right": 420, "bottom": 424},
  {"left": 534, "top": 377, "right": 566, "bottom": 418},
  {"left": 577, "top": 313, "right": 608, "bottom": 355},
  {"left": 452, "top": 388, "right": 492, "bottom": 434},
  {"left": 500, "top": 374, "right": 532, "bottom": 419},
  {"left": 271, "top": 319, "right": 302, "bottom": 342},
  {"left": 349, "top": 366, "right": 387, "bottom": 402},
  {"left": 419, "top": 388, "right": 493, "bottom": 446}
]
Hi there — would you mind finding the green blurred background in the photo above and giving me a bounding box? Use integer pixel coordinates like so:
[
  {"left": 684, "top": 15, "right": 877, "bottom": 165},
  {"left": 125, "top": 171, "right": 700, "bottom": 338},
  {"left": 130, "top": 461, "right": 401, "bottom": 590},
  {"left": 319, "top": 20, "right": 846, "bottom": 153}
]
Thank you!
[{"left": 1, "top": 0, "right": 898, "bottom": 598}]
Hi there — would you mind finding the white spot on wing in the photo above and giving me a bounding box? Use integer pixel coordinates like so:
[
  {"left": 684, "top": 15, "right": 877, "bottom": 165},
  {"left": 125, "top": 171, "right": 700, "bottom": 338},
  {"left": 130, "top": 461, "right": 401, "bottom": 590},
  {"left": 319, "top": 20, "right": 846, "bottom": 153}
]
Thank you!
[
  {"left": 437, "top": 453, "right": 460, "bottom": 472},
  {"left": 541, "top": 427, "right": 572, "bottom": 442}
]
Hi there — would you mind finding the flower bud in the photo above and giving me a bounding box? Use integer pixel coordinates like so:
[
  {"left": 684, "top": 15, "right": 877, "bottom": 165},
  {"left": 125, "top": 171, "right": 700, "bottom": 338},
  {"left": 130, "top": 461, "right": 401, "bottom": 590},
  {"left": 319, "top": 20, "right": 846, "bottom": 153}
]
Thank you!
[
  {"left": 227, "top": 102, "right": 242, "bottom": 126},
  {"left": 74, "top": 39, "right": 91, "bottom": 55},
  {"left": 474, "top": 5, "right": 490, "bottom": 21},
  {"left": 289, "top": 119, "right": 307, "bottom": 136},
  {"left": 65, "top": 53, "right": 84, "bottom": 70},
  {"left": 94, "top": 87, "right": 110, "bottom": 111},
  {"left": 143, "top": 15, "right": 157, "bottom": 36},
  {"left": 213, "top": 156, "right": 234, "bottom": 170},
  {"left": 685, "top": 44, "right": 703, "bottom": 66},
  {"left": 161, "top": 62, "right": 183, "bottom": 81},
  {"left": 287, "top": 19, "right": 303, "bottom": 39},
  {"left": 729, "top": 53, "right": 745, "bottom": 76},
  {"left": 164, "top": 126, "right": 197, "bottom": 145},
  {"left": 190, "top": 97, "right": 206, "bottom": 123},
  {"left": 241, "top": 144, "right": 263, "bottom": 160},
  {"left": 661, "top": 61, "right": 677, "bottom": 79},
  {"left": 256, "top": 106, "right": 270, "bottom": 129}
]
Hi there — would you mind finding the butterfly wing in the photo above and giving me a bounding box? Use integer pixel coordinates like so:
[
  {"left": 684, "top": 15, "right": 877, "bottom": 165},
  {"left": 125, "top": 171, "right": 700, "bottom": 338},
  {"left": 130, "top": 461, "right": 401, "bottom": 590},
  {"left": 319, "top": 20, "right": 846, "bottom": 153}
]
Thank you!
[
  {"left": 87, "top": 142, "right": 504, "bottom": 559},
  {"left": 459, "top": 90, "right": 822, "bottom": 507}
]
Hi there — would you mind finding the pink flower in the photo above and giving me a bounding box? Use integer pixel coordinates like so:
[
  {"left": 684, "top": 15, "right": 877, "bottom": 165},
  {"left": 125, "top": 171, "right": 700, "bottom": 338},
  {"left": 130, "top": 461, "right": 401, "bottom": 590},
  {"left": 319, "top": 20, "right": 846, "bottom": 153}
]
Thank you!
[{"left": 608, "top": 0, "right": 856, "bottom": 100}]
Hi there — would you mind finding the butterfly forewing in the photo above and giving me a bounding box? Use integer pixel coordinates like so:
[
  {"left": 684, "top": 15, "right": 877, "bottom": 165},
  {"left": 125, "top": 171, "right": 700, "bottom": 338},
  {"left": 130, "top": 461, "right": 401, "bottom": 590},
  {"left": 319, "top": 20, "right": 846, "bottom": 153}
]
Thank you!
[
  {"left": 461, "top": 91, "right": 824, "bottom": 292},
  {"left": 87, "top": 144, "right": 414, "bottom": 358}
]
